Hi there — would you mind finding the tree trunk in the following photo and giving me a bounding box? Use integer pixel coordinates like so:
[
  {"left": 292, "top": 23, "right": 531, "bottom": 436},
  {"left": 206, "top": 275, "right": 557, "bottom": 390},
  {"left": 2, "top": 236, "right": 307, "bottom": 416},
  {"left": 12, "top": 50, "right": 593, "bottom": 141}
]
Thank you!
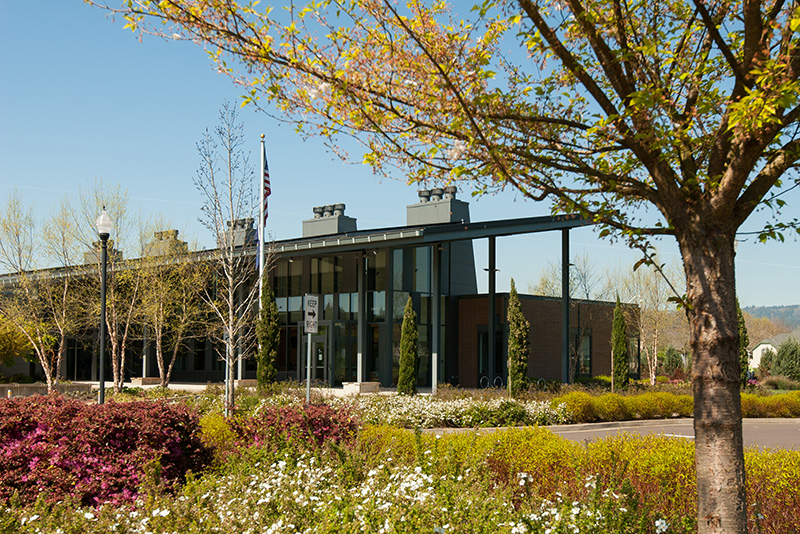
[{"left": 679, "top": 227, "right": 747, "bottom": 534}]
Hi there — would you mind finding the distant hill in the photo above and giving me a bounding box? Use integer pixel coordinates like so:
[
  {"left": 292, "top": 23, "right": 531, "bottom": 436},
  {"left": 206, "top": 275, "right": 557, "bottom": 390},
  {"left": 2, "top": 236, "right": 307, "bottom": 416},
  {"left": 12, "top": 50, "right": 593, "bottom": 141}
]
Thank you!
[{"left": 743, "top": 305, "right": 800, "bottom": 329}]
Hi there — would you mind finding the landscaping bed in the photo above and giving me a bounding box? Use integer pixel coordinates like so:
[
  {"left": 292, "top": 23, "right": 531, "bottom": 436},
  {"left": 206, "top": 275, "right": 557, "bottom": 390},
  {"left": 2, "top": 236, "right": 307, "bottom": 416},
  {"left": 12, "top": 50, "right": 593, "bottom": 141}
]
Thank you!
[{"left": 1, "top": 386, "right": 799, "bottom": 533}]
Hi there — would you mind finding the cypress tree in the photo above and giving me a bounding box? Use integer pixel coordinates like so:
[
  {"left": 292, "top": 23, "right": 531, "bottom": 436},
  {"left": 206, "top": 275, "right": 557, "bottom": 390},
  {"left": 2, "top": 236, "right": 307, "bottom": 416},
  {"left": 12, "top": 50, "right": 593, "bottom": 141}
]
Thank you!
[
  {"left": 737, "top": 300, "right": 750, "bottom": 386},
  {"left": 255, "top": 279, "right": 280, "bottom": 387},
  {"left": 507, "top": 278, "right": 530, "bottom": 397},
  {"left": 611, "top": 295, "right": 629, "bottom": 391},
  {"left": 397, "top": 296, "right": 419, "bottom": 395},
  {"left": 774, "top": 338, "right": 800, "bottom": 382}
]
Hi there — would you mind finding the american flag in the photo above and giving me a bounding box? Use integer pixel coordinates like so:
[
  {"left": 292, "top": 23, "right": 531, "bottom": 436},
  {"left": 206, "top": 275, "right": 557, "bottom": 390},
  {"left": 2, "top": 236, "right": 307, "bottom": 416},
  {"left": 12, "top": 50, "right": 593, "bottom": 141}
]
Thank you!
[{"left": 262, "top": 141, "right": 271, "bottom": 225}]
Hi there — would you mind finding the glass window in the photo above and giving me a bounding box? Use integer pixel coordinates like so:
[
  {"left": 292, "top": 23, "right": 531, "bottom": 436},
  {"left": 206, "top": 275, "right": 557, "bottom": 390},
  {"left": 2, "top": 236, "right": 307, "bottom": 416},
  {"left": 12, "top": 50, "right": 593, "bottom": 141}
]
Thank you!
[
  {"left": 323, "top": 294, "right": 334, "bottom": 320},
  {"left": 288, "top": 260, "right": 302, "bottom": 296},
  {"left": 287, "top": 326, "right": 298, "bottom": 372},
  {"left": 275, "top": 261, "right": 289, "bottom": 298},
  {"left": 571, "top": 328, "right": 592, "bottom": 375},
  {"left": 414, "top": 246, "right": 431, "bottom": 294},
  {"left": 338, "top": 293, "right": 350, "bottom": 320},
  {"left": 311, "top": 256, "right": 340, "bottom": 295},
  {"left": 368, "top": 250, "right": 387, "bottom": 291},
  {"left": 277, "top": 297, "right": 288, "bottom": 325},
  {"left": 289, "top": 296, "right": 303, "bottom": 323},
  {"left": 393, "top": 291, "right": 410, "bottom": 322},
  {"left": 368, "top": 291, "right": 385, "bottom": 322}
]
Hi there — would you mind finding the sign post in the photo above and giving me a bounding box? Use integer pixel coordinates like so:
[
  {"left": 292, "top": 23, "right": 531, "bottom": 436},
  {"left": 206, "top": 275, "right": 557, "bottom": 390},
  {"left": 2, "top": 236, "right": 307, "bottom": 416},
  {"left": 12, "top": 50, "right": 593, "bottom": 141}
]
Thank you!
[{"left": 304, "top": 294, "right": 319, "bottom": 403}]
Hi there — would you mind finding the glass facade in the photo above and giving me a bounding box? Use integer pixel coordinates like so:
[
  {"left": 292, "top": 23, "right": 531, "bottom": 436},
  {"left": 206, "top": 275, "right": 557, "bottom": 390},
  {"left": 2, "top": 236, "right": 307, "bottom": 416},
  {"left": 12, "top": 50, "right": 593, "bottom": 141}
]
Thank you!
[{"left": 270, "top": 246, "right": 448, "bottom": 387}]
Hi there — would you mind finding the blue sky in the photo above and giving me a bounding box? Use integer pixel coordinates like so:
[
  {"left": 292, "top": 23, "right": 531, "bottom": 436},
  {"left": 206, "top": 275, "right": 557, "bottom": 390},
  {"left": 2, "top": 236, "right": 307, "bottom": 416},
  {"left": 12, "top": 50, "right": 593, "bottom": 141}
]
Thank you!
[{"left": 1, "top": 1, "right": 798, "bottom": 307}]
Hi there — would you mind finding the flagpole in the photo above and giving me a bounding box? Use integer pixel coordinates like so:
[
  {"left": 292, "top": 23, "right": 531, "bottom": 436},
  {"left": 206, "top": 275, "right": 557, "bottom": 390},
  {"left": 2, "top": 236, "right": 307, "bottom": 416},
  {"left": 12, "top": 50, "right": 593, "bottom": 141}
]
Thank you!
[{"left": 258, "top": 134, "right": 266, "bottom": 311}]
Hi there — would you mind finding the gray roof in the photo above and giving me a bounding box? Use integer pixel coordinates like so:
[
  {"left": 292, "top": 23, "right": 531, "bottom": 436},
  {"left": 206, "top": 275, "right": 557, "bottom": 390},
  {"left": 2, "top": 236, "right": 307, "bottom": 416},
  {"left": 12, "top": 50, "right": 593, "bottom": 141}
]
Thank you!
[{"left": 755, "top": 328, "right": 800, "bottom": 349}]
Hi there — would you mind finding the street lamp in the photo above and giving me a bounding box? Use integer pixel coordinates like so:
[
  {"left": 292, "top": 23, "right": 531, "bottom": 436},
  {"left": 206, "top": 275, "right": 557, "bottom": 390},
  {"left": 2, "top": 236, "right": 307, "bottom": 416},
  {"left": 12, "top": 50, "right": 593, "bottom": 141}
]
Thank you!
[{"left": 96, "top": 208, "right": 113, "bottom": 405}]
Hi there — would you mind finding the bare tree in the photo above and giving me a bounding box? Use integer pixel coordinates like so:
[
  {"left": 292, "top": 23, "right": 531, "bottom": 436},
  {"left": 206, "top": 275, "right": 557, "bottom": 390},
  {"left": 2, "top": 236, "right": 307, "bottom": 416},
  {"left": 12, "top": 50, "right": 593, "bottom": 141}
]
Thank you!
[
  {"left": 139, "top": 221, "right": 208, "bottom": 388},
  {"left": 75, "top": 181, "right": 141, "bottom": 393},
  {"left": 530, "top": 252, "right": 614, "bottom": 380},
  {"left": 615, "top": 256, "right": 684, "bottom": 385},
  {"left": 0, "top": 191, "right": 81, "bottom": 392},
  {"left": 194, "top": 102, "right": 259, "bottom": 413}
]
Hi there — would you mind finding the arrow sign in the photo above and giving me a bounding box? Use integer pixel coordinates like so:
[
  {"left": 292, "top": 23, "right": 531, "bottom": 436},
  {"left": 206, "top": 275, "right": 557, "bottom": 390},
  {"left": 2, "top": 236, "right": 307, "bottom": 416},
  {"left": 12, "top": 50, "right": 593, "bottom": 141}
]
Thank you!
[{"left": 305, "top": 294, "right": 319, "bottom": 333}]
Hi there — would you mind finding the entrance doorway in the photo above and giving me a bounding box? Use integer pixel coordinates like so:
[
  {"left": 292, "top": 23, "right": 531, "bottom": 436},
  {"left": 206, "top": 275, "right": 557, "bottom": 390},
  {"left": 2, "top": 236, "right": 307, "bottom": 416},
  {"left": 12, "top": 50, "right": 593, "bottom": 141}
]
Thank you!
[{"left": 299, "top": 329, "right": 329, "bottom": 385}]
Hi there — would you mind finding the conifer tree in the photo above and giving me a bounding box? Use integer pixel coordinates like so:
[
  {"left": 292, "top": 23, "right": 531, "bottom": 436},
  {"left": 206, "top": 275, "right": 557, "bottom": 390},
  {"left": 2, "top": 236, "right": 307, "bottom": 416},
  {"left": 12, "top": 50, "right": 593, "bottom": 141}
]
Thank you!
[
  {"left": 773, "top": 338, "right": 800, "bottom": 382},
  {"left": 255, "top": 279, "right": 279, "bottom": 387},
  {"left": 737, "top": 300, "right": 750, "bottom": 386},
  {"left": 507, "top": 278, "right": 530, "bottom": 397},
  {"left": 611, "top": 296, "right": 629, "bottom": 391},
  {"left": 397, "top": 296, "right": 418, "bottom": 395}
]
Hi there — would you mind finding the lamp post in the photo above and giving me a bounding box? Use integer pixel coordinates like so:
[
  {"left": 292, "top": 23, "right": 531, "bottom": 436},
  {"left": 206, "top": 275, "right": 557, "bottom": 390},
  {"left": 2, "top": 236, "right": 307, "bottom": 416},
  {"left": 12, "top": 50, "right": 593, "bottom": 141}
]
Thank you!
[{"left": 96, "top": 208, "right": 113, "bottom": 405}]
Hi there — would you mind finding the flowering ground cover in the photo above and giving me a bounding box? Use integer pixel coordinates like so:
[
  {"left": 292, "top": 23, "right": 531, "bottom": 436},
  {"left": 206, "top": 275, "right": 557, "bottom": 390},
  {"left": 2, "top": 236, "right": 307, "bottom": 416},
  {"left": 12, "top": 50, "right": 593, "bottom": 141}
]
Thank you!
[{"left": 2, "top": 391, "right": 800, "bottom": 534}]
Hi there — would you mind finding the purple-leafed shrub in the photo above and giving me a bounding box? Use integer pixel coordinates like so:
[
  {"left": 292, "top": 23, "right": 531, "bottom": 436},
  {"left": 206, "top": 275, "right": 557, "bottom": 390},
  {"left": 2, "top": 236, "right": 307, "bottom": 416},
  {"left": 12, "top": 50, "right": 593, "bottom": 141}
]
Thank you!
[
  {"left": 0, "top": 396, "right": 211, "bottom": 506},
  {"left": 229, "top": 403, "right": 359, "bottom": 449}
]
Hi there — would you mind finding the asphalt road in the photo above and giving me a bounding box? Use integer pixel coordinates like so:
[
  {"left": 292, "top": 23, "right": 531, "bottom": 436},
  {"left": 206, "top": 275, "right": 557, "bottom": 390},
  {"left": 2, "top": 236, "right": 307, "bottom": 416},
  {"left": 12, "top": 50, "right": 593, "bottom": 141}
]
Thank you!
[
  {"left": 425, "top": 418, "right": 800, "bottom": 450},
  {"left": 545, "top": 418, "right": 800, "bottom": 450}
]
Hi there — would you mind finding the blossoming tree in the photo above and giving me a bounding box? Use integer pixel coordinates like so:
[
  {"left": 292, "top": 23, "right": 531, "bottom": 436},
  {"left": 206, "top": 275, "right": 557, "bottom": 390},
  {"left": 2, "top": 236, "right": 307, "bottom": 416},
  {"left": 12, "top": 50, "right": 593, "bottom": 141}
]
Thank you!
[{"left": 91, "top": 1, "right": 800, "bottom": 532}]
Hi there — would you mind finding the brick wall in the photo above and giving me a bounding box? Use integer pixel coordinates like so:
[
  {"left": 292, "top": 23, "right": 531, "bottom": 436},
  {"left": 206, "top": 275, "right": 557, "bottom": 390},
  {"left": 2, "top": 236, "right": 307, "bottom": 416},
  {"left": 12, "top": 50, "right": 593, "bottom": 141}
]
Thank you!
[{"left": 457, "top": 294, "right": 631, "bottom": 387}]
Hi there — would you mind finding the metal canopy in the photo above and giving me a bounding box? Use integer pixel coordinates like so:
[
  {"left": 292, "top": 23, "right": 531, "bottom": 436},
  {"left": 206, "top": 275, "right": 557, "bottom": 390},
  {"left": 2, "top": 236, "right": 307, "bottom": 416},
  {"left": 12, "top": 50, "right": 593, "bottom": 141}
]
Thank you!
[{"left": 274, "top": 213, "right": 589, "bottom": 258}]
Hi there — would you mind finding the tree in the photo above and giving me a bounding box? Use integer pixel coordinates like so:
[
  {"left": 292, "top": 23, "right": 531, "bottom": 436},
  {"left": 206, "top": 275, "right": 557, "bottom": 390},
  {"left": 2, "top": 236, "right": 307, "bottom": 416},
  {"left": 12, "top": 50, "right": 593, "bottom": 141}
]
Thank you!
[
  {"left": 772, "top": 337, "right": 800, "bottom": 381},
  {"left": 76, "top": 181, "right": 141, "bottom": 394},
  {"left": 0, "top": 192, "right": 82, "bottom": 392},
  {"left": 255, "top": 278, "right": 279, "bottom": 387},
  {"left": 758, "top": 348, "right": 776, "bottom": 376},
  {"left": 507, "top": 278, "right": 530, "bottom": 397},
  {"left": 616, "top": 256, "right": 684, "bottom": 385},
  {"left": 92, "top": 1, "right": 800, "bottom": 530},
  {"left": 611, "top": 296, "right": 629, "bottom": 391},
  {"left": 138, "top": 224, "right": 207, "bottom": 388},
  {"left": 194, "top": 102, "right": 259, "bottom": 413},
  {"left": 397, "top": 296, "right": 418, "bottom": 395},
  {"left": 0, "top": 314, "right": 31, "bottom": 368},
  {"left": 737, "top": 300, "right": 750, "bottom": 386},
  {"left": 530, "top": 252, "right": 614, "bottom": 380},
  {"left": 660, "top": 345, "right": 687, "bottom": 377}
]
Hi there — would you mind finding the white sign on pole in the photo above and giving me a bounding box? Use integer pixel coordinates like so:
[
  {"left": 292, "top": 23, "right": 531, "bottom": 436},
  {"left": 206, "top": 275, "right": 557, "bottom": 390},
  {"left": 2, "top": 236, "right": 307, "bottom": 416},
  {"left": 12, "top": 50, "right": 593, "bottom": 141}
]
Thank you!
[{"left": 305, "top": 294, "right": 319, "bottom": 334}]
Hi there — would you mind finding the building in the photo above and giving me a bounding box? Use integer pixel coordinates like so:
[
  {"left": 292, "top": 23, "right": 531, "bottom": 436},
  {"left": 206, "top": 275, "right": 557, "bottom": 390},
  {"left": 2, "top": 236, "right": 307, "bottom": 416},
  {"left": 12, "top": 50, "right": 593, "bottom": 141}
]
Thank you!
[
  {"left": 751, "top": 328, "right": 800, "bottom": 369},
  {"left": 1, "top": 189, "right": 638, "bottom": 388}
]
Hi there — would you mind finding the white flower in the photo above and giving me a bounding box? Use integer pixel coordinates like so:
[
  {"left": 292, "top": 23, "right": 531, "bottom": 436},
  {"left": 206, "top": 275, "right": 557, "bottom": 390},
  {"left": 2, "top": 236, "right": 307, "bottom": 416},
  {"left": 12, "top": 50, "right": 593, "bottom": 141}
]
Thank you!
[
  {"left": 655, "top": 518, "right": 669, "bottom": 533},
  {"left": 307, "top": 81, "right": 332, "bottom": 100},
  {"left": 83, "top": 512, "right": 95, "bottom": 520},
  {"left": 447, "top": 140, "right": 468, "bottom": 161}
]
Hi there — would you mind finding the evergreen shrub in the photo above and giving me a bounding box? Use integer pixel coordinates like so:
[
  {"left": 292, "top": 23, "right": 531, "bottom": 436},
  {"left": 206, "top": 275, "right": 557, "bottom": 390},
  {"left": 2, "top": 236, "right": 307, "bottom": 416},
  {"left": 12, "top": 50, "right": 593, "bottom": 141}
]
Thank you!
[
  {"left": 611, "top": 296, "right": 629, "bottom": 390},
  {"left": 397, "top": 297, "right": 419, "bottom": 395},
  {"left": 772, "top": 338, "right": 800, "bottom": 382},
  {"left": 506, "top": 279, "right": 530, "bottom": 397},
  {"left": 0, "top": 396, "right": 210, "bottom": 506}
]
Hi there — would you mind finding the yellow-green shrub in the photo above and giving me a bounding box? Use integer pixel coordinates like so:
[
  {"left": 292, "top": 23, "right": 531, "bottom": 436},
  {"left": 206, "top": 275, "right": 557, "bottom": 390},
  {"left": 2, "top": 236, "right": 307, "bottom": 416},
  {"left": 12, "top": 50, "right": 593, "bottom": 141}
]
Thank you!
[
  {"left": 485, "top": 427, "right": 580, "bottom": 499},
  {"left": 555, "top": 391, "right": 598, "bottom": 423},
  {"left": 629, "top": 392, "right": 693, "bottom": 419},
  {"left": 746, "top": 448, "right": 800, "bottom": 532},
  {"left": 581, "top": 434, "right": 696, "bottom": 519},
  {"left": 199, "top": 412, "right": 237, "bottom": 457},
  {"left": 593, "top": 393, "right": 631, "bottom": 421}
]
